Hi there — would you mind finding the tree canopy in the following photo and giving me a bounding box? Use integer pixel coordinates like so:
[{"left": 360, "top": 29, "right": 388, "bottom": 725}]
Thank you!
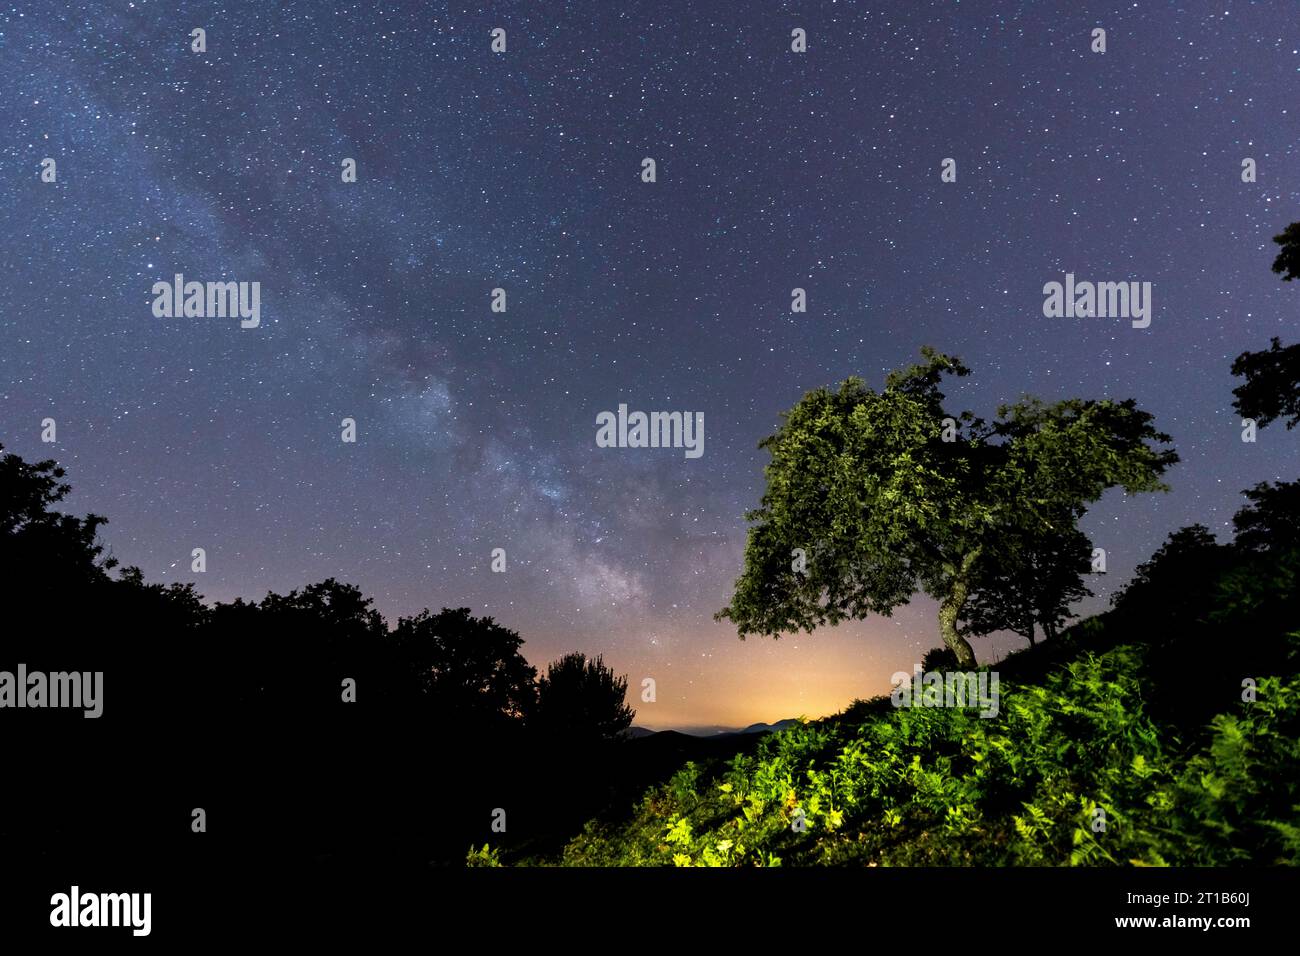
[
  {"left": 1231, "top": 336, "right": 1300, "bottom": 430},
  {"left": 717, "top": 347, "right": 1177, "bottom": 666},
  {"left": 392, "top": 607, "right": 538, "bottom": 724},
  {"left": 1232, "top": 480, "right": 1300, "bottom": 555},
  {"left": 0, "top": 443, "right": 115, "bottom": 592},
  {"left": 1270, "top": 221, "right": 1300, "bottom": 282},
  {"left": 530, "top": 652, "right": 635, "bottom": 744},
  {"left": 1232, "top": 221, "right": 1300, "bottom": 429},
  {"left": 961, "top": 523, "right": 1093, "bottom": 645}
]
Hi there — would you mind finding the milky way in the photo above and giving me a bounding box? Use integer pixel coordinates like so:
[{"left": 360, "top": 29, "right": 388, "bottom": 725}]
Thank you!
[{"left": 2, "top": 1, "right": 1297, "bottom": 728}]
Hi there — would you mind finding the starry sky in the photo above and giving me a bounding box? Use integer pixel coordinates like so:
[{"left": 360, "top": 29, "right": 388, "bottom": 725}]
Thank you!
[{"left": 2, "top": 1, "right": 1297, "bottom": 731}]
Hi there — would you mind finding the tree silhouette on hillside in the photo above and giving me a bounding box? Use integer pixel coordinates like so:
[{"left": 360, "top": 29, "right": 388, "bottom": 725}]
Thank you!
[
  {"left": 530, "top": 652, "right": 634, "bottom": 744},
  {"left": 0, "top": 441, "right": 652, "bottom": 866},
  {"left": 961, "top": 524, "right": 1093, "bottom": 645},
  {"left": 392, "top": 607, "right": 538, "bottom": 727}
]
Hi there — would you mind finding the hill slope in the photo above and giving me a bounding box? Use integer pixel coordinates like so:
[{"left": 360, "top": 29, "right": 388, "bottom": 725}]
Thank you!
[
  {"left": 536, "top": 638, "right": 1300, "bottom": 867},
  {"left": 472, "top": 531, "right": 1300, "bottom": 868}
]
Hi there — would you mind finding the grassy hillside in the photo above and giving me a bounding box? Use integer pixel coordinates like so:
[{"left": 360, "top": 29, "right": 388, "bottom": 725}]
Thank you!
[{"left": 478, "top": 540, "right": 1300, "bottom": 867}]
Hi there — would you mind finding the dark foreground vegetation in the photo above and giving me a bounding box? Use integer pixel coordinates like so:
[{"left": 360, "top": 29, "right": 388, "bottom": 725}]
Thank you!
[{"left": 0, "top": 446, "right": 666, "bottom": 868}]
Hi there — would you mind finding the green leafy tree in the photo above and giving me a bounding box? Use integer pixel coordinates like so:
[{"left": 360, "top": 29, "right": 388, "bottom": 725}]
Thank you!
[
  {"left": 530, "top": 652, "right": 635, "bottom": 743},
  {"left": 717, "top": 348, "right": 1176, "bottom": 667}
]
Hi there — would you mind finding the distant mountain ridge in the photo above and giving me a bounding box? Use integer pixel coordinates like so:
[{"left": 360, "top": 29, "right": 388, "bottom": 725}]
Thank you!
[{"left": 627, "top": 718, "right": 801, "bottom": 739}]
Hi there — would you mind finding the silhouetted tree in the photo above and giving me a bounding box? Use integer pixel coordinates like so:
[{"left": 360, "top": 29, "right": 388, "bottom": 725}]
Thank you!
[
  {"left": 0, "top": 444, "right": 635, "bottom": 867},
  {"left": 530, "top": 652, "right": 634, "bottom": 743},
  {"left": 1110, "top": 524, "right": 1231, "bottom": 621},
  {"left": 213, "top": 578, "right": 388, "bottom": 712},
  {"left": 1232, "top": 480, "right": 1300, "bottom": 555},
  {"left": 393, "top": 607, "right": 537, "bottom": 726},
  {"left": 962, "top": 524, "right": 1093, "bottom": 645},
  {"left": 1231, "top": 224, "right": 1300, "bottom": 429},
  {"left": 1231, "top": 337, "right": 1300, "bottom": 430},
  {"left": 717, "top": 348, "right": 1177, "bottom": 667},
  {"left": 0, "top": 443, "right": 115, "bottom": 595},
  {"left": 114, "top": 566, "right": 207, "bottom": 624},
  {"left": 1271, "top": 221, "right": 1300, "bottom": 282},
  {"left": 920, "top": 645, "right": 959, "bottom": 673}
]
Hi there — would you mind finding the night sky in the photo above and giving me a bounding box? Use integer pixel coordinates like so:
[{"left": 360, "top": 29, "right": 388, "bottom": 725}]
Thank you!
[{"left": 2, "top": 1, "right": 1297, "bottom": 730}]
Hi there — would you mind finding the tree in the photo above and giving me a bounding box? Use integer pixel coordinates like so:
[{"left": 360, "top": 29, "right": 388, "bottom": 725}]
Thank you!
[
  {"left": 392, "top": 607, "right": 537, "bottom": 724},
  {"left": 717, "top": 347, "right": 1177, "bottom": 667},
  {"left": 1232, "top": 480, "right": 1300, "bottom": 554},
  {"left": 219, "top": 578, "right": 389, "bottom": 710},
  {"left": 530, "top": 652, "right": 634, "bottom": 743},
  {"left": 920, "top": 645, "right": 959, "bottom": 673},
  {"left": 0, "top": 442, "right": 116, "bottom": 592},
  {"left": 1232, "top": 223, "right": 1300, "bottom": 430},
  {"left": 1109, "top": 524, "right": 1229, "bottom": 620},
  {"left": 1231, "top": 337, "right": 1300, "bottom": 430},
  {"left": 961, "top": 524, "right": 1093, "bottom": 645},
  {"left": 258, "top": 577, "right": 386, "bottom": 634},
  {"left": 1271, "top": 221, "right": 1300, "bottom": 282}
]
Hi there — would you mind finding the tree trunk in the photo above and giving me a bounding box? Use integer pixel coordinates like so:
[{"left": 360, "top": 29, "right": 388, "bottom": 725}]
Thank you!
[{"left": 938, "top": 551, "right": 980, "bottom": 668}]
